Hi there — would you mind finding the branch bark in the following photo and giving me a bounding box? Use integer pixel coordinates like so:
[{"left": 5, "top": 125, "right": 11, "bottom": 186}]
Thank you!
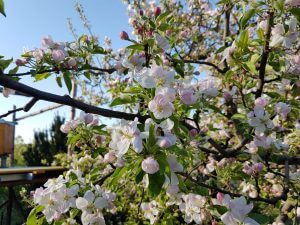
[
  {"left": 0, "top": 97, "right": 38, "bottom": 119},
  {"left": 0, "top": 75, "right": 147, "bottom": 123},
  {"left": 255, "top": 11, "right": 274, "bottom": 98}
]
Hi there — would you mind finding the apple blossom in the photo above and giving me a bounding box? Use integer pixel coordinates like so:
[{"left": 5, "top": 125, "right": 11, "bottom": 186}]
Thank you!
[
  {"left": 140, "top": 201, "right": 160, "bottom": 224},
  {"left": 275, "top": 102, "right": 291, "bottom": 118},
  {"left": 179, "top": 194, "right": 207, "bottom": 224},
  {"left": 52, "top": 49, "right": 66, "bottom": 63},
  {"left": 248, "top": 105, "right": 274, "bottom": 133},
  {"left": 214, "top": 195, "right": 259, "bottom": 225},
  {"left": 148, "top": 94, "right": 174, "bottom": 119},
  {"left": 141, "top": 157, "right": 160, "bottom": 174},
  {"left": 109, "top": 119, "right": 143, "bottom": 157}
]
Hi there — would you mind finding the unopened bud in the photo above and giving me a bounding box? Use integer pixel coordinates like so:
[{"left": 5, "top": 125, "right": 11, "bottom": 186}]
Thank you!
[
  {"left": 120, "top": 31, "right": 129, "bottom": 40},
  {"left": 154, "top": 7, "right": 161, "bottom": 17}
]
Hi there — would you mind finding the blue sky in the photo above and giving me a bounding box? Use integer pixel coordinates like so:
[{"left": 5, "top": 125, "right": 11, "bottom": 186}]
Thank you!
[{"left": 0, "top": 0, "right": 131, "bottom": 143}]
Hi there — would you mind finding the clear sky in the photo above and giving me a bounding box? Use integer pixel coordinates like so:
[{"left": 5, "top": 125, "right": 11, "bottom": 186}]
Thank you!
[{"left": 0, "top": 0, "right": 130, "bottom": 143}]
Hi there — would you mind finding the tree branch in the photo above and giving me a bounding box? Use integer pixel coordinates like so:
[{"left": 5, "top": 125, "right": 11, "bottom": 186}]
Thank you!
[
  {"left": 255, "top": 11, "right": 274, "bottom": 98},
  {"left": 177, "top": 172, "right": 287, "bottom": 204},
  {"left": 0, "top": 97, "right": 38, "bottom": 119},
  {"left": 0, "top": 75, "right": 147, "bottom": 123},
  {"left": 4, "top": 65, "right": 116, "bottom": 77}
]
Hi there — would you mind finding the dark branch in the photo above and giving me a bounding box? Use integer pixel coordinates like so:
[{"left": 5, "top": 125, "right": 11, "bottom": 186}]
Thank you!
[
  {"left": 255, "top": 12, "right": 274, "bottom": 98},
  {"left": 0, "top": 97, "right": 38, "bottom": 119},
  {"left": 0, "top": 75, "right": 147, "bottom": 123},
  {"left": 182, "top": 59, "right": 227, "bottom": 74},
  {"left": 178, "top": 172, "right": 287, "bottom": 204},
  {"left": 4, "top": 65, "right": 116, "bottom": 77}
]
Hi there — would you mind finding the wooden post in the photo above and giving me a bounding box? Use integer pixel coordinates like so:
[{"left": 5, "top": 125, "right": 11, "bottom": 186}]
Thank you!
[
  {"left": 11, "top": 105, "right": 16, "bottom": 167},
  {"left": 6, "top": 187, "right": 13, "bottom": 225}
]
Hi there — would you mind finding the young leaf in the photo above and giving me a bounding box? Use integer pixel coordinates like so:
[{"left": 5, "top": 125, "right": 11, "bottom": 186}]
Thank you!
[
  {"left": 35, "top": 72, "right": 50, "bottom": 81},
  {"left": 56, "top": 76, "right": 62, "bottom": 87},
  {"left": 126, "top": 44, "right": 144, "bottom": 51},
  {"left": 110, "top": 96, "right": 135, "bottom": 107},
  {"left": 240, "top": 9, "right": 256, "bottom": 29},
  {"left": 148, "top": 172, "right": 165, "bottom": 196},
  {"left": 0, "top": 58, "right": 12, "bottom": 70},
  {"left": 63, "top": 71, "right": 72, "bottom": 93},
  {"left": 0, "top": 0, "right": 6, "bottom": 17}
]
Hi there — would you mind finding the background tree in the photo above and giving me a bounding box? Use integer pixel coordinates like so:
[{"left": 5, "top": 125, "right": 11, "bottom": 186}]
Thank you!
[{"left": 23, "top": 114, "right": 67, "bottom": 166}]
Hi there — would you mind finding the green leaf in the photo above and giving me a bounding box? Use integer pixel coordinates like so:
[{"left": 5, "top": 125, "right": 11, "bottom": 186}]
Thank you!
[
  {"left": 147, "top": 124, "right": 157, "bottom": 148},
  {"left": 8, "top": 66, "right": 19, "bottom": 74},
  {"left": 26, "top": 205, "right": 45, "bottom": 225},
  {"left": 208, "top": 205, "right": 228, "bottom": 217},
  {"left": 110, "top": 167, "right": 127, "bottom": 187},
  {"left": 0, "top": 0, "right": 6, "bottom": 17},
  {"left": 238, "top": 30, "right": 249, "bottom": 49},
  {"left": 244, "top": 61, "right": 258, "bottom": 74},
  {"left": 0, "top": 58, "right": 12, "bottom": 70},
  {"left": 194, "top": 186, "right": 209, "bottom": 196},
  {"left": 290, "top": 8, "right": 300, "bottom": 23},
  {"left": 148, "top": 172, "right": 165, "bottom": 196},
  {"left": 156, "top": 152, "right": 170, "bottom": 176},
  {"left": 110, "top": 96, "right": 135, "bottom": 107},
  {"left": 157, "top": 23, "right": 170, "bottom": 31},
  {"left": 135, "top": 167, "right": 145, "bottom": 184},
  {"left": 231, "top": 113, "right": 247, "bottom": 121},
  {"left": 126, "top": 44, "right": 144, "bottom": 51},
  {"left": 93, "top": 46, "right": 106, "bottom": 54},
  {"left": 35, "top": 72, "right": 50, "bottom": 81},
  {"left": 56, "top": 76, "right": 62, "bottom": 87},
  {"left": 240, "top": 9, "right": 256, "bottom": 29},
  {"left": 248, "top": 213, "right": 270, "bottom": 224},
  {"left": 156, "top": 11, "right": 171, "bottom": 22},
  {"left": 63, "top": 71, "right": 72, "bottom": 93},
  {"left": 67, "top": 133, "right": 81, "bottom": 147},
  {"left": 84, "top": 71, "right": 91, "bottom": 80},
  {"left": 225, "top": 70, "right": 234, "bottom": 82}
]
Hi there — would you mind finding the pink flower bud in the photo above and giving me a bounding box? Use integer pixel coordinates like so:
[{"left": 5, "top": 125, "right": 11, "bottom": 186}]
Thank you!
[
  {"left": 142, "top": 157, "right": 160, "bottom": 174},
  {"left": 90, "top": 118, "right": 99, "bottom": 126},
  {"left": 84, "top": 113, "right": 94, "bottom": 124},
  {"left": 255, "top": 97, "right": 268, "bottom": 107},
  {"left": 166, "top": 29, "right": 172, "bottom": 36},
  {"left": 115, "top": 158, "right": 125, "bottom": 168},
  {"left": 223, "top": 91, "right": 232, "bottom": 102},
  {"left": 139, "top": 10, "right": 144, "bottom": 16},
  {"left": 104, "top": 151, "right": 116, "bottom": 163},
  {"left": 60, "top": 122, "right": 71, "bottom": 133},
  {"left": 253, "top": 163, "right": 263, "bottom": 174},
  {"left": 189, "top": 129, "right": 198, "bottom": 138},
  {"left": 212, "top": 220, "right": 218, "bottom": 225},
  {"left": 52, "top": 49, "right": 65, "bottom": 63},
  {"left": 216, "top": 192, "right": 224, "bottom": 202},
  {"left": 137, "top": 27, "right": 143, "bottom": 35},
  {"left": 146, "top": 31, "right": 153, "bottom": 37},
  {"left": 42, "top": 35, "right": 54, "bottom": 48},
  {"left": 15, "top": 59, "right": 26, "bottom": 66},
  {"left": 67, "top": 58, "right": 77, "bottom": 67},
  {"left": 154, "top": 7, "right": 161, "bottom": 17},
  {"left": 120, "top": 31, "right": 129, "bottom": 40},
  {"left": 243, "top": 163, "right": 253, "bottom": 175},
  {"left": 95, "top": 135, "right": 105, "bottom": 146}
]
